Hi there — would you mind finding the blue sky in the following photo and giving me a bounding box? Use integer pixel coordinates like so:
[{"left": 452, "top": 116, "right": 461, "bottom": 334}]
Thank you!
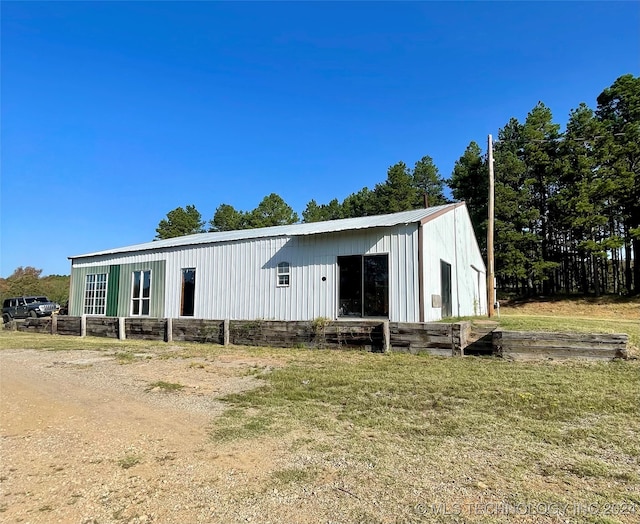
[{"left": 2, "top": 1, "right": 638, "bottom": 277}]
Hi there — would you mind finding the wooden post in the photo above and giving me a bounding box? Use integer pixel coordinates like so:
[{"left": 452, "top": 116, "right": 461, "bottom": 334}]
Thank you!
[
  {"left": 452, "top": 321, "right": 469, "bottom": 357},
  {"left": 492, "top": 329, "right": 502, "bottom": 357},
  {"left": 51, "top": 314, "right": 58, "bottom": 335},
  {"left": 487, "top": 134, "right": 495, "bottom": 318},
  {"left": 223, "top": 319, "right": 230, "bottom": 346},
  {"left": 166, "top": 317, "right": 173, "bottom": 343},
  {"left": 383, "top": 320, "right": 390, "bottom": 352},
  {"left": 118, "top": 317, "right": 126, "bottom": 340},
  {"left": 81, "top": 315, "right": 87, "bottom": 337}
]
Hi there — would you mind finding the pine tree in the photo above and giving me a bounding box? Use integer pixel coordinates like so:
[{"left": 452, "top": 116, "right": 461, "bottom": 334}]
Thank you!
[
  {"left": 246, "top": 193, "right": 299, "bottom": 228},
  {"left": 411, "top": 155, "right": 447, "bottom": 207},
  {"left": 596, "top": 74, "right": 640, "bottom": 293},
  {"left": 373, "top": 162, "right": 417, "bottom": 213},
  {"left": 209, "top": 204, "right": 247, "bottom": 232},
  {"left": 449, "top": 141, "right": 488, "bottom": 253},
  {"left": 155, "top": 205, "right": 205, "bottom": 239},
  {"left": 493, "top": 118, "right": 532, "bottom": 294}
]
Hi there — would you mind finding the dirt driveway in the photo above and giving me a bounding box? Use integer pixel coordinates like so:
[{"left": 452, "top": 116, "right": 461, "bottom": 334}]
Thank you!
[{"left": 0, "top": 347, "right": 291, "bottom": 524}]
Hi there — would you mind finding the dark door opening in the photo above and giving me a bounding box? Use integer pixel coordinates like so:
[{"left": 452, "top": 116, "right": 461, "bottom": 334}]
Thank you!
[
  {"left": 338, "top": 254, "right": 389, "bottom": 318},
  {"left": 440, "top": 260, "right": 452, "bottom": 318},
  {"left": 181, "top": 268, "right": 196, "bottom": 316}
]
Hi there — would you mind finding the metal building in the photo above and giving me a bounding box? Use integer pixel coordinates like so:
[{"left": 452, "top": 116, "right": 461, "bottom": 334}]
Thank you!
[{"left": 68, "top": 203, "right": 487, "bottom": 322}]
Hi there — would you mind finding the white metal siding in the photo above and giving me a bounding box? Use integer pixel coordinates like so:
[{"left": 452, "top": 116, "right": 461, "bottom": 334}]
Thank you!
[
  {"left": 421, "top": 206, "right": 486, "bottom": 320},
  {"left": 72, "top": 224, "right": 420, "bottom": 322}
]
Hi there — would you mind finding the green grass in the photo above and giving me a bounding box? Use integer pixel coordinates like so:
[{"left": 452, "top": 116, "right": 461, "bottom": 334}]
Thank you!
[
  {"left": 212, "top": 352, "right": 639, "bottom": 438},
  {"left": 114, "top": 351, "right": 136, "bottom": 364},
  {"left": 117, "top": 453, "right": 142, "bottom": 469},
  {"left": 145, "top": 380, "right": 185, "bottom": 392},
  {"left": 0, "top": 330, "right": 170, "bottom": 352},
  {"left": 271, "top": 466, "right": 317, "bottom": 484}
]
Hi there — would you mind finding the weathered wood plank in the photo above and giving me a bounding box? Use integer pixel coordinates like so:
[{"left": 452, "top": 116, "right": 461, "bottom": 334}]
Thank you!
[
  {"left": 494, "top": 329, "right": 628, "bottom": 360},
  {"left": 227, "top": 320, "right": 384, "bottom": 350},
  {"left": 125, "top": 318, "right": 166, "bottom": 341},
  {"left": 503, "top": 350, "right": 622, "bottom": 361},
  {"left": 387, "top": 321, "right": 465, "bottom": 356},
  {"left": 390, "top": 334, "right": 452, "bottom": 344},
  {"left": 86, "top": 318, "right": 119, "bottom": 338},
  {"left": 17, "top": 318, "right": 52, "bottom": 333},
  {"left": 499, "top": 339, "right": 627, "bottom": 350},
  {"left": 57, "top": 317, "right": 81, "bottom": 336},
  {"left": 172, "top": 319, "right": 224, "bottom": 343},
  {"left": 499, "top": 331, "right": 628, "bottom": 342},
  {"left": 391, "top": 326, "right": 451, "bottom": 335}
]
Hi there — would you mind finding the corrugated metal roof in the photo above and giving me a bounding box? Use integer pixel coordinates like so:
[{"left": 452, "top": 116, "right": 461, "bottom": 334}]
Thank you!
[{"left": 70, "top": 203, "right": 459, "bottom": 259}]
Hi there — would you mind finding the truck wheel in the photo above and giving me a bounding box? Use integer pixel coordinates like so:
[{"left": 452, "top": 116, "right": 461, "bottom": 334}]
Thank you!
[
  {"left": 29, "top": 310, "right": 38, "bottom": 318},
  {"left": 2, "top": 314, "right": 10, "bottom": 324}
]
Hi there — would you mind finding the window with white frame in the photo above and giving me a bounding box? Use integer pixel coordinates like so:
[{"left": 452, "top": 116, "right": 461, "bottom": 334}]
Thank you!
[
  {"left": 277, "top": 262, "right": 290, "bottom": 287},
  {"left": 84, "top": 273, "right": 108, "bottom": 315},
  {"left": 131, "top": 270, "right": 151, "bottom": 315}
]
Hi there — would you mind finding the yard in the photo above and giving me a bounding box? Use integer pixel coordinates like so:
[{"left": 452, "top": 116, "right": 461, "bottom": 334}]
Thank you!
[{"left": 1, "top": 299, "right": 639, "bottom": 523}]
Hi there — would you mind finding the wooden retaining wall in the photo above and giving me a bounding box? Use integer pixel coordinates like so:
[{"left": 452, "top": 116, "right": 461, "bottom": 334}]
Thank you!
[
  {"left": 14, "top": 317, "right": 52, "bottom": 334},
  {"left": 228, "top": 320, "right": 383, "bottom": 350},
  {"left": 125, "top": 318, "right": 168, "bottom": 341},
  {"left": 389, "top": 322, "right": 469, "bottom": 356},
  {"left": 321, "top": 322, "right": 384, "bottom": 350},
  {"left": 172, "top": 319, "right": 224, "bottom": 344},
  {"left": 493, "top": 329, "right": 629, "bottom": 360},
  {"left": 4, "top": 316, "right": 629, "bottom": 360},
  {"left": 464, "top": 321, "right": 499, "bottom": 356},
  {"left": 57, "top": 316, "right": 81, "bottom": 336},
  {"left": 7, "top": 317, "right": 386, "bottom": 350},
  {"left": 86, "top": 317, "right": 119, "bottom": 338}
]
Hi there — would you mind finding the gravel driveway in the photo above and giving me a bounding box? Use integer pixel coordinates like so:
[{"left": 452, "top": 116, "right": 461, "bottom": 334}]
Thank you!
[{"left": 0, "top": 347, "right": 291, "bottom": 524}]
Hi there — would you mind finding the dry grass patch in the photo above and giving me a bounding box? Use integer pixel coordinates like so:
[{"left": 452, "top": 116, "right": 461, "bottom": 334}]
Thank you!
[
  {"left": 499, "top": 294, "right": 639, "bottom": 320},
  {"left": 210, "top": 351, "right": 640, "bottom": 522}
]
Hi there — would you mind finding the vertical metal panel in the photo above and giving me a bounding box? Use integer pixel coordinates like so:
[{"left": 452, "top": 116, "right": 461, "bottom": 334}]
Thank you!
[
  {"left": 69, "top": 265, "right": 110, "bottom": 316},
  {"left": 422, "top": 211, "right": 455, "bottom": 321},
  {"left": 106, "top": 265, "right": 120, "bottom": 316},
  {"left": 421, "top": 206, "right": 487, "bottom": 320},
  {"left": 116, "top": 260, "right": 166, "bottom": 317},
  {"left": 453, "top": 205, "right": 487, "bottom": 316}
]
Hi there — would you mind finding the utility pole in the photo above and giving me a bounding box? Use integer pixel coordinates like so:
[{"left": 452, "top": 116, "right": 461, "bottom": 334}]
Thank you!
[{"left": 487, "top": 134, "right": 495, "bottom": 317}]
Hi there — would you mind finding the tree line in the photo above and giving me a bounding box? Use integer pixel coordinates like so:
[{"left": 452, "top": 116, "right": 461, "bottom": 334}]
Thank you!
[
  {"left": 155, "top": 74, "right": 638, "bottom": 297},
  {"left": 155, "top": 155, "right": 447, "bottom": 237},
  {"left": 451, "top": 74, "right": 639, "bottom": 296},
  {"left": 0, "top": 267, "right": 70, "bottom": 305}
]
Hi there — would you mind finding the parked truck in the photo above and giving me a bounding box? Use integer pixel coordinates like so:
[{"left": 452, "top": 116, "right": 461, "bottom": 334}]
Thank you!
[{"left": 2, "top": 296, "right": 60, "bottom": 323}]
